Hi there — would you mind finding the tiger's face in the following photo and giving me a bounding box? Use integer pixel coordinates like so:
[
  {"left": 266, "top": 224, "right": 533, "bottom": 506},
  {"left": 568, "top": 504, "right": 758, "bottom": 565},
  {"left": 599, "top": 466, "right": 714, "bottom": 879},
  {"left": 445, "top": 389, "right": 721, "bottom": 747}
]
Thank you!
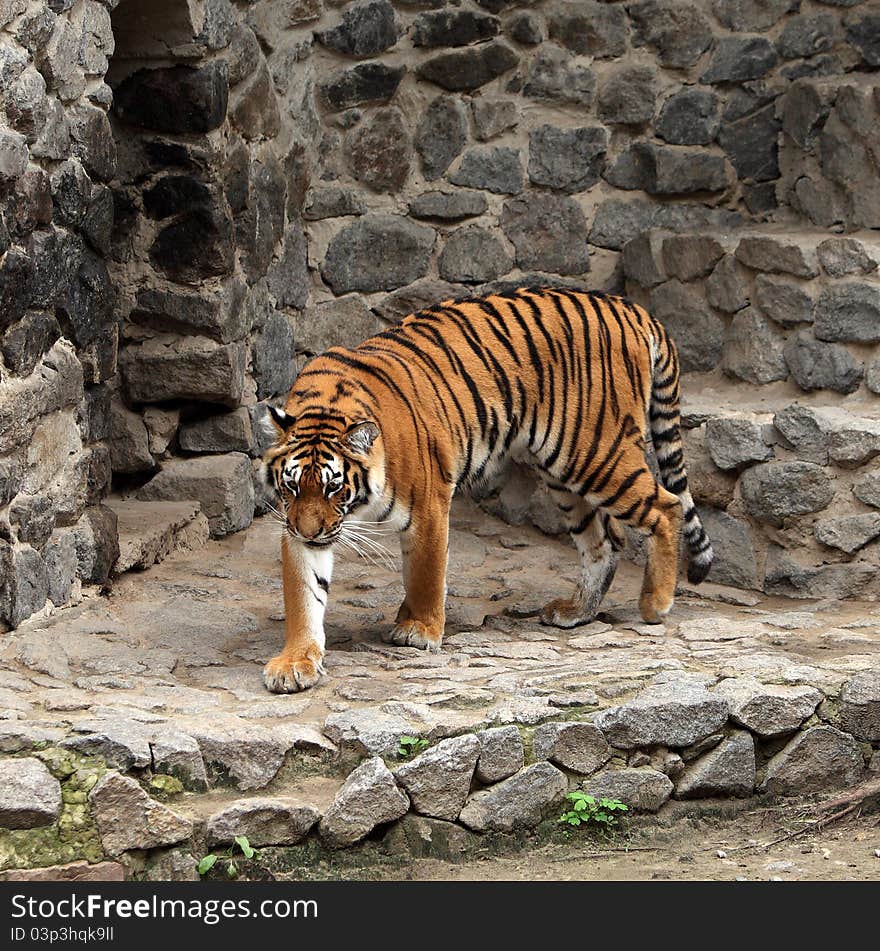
[{"left": 261, "top": 407, "right": 382, "bottom": 548}]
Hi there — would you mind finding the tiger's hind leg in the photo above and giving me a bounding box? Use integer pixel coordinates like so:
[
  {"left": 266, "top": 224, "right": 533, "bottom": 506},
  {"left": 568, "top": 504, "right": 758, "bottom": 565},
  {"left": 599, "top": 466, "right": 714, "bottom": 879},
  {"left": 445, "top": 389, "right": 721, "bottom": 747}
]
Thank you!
[
  {"left": 540, "top": 493, "right": 622, "bottom": 628},
  {"left": 598, "top": 461, "right": 684, "bottom": 624}
]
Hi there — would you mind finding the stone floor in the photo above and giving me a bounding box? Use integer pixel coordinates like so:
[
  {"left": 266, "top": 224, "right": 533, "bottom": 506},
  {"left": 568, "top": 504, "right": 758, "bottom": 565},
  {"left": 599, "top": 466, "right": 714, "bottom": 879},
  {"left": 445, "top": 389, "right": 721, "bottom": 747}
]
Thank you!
[{"left": 1, "top": 498, "right": 879, "bottom": 792}]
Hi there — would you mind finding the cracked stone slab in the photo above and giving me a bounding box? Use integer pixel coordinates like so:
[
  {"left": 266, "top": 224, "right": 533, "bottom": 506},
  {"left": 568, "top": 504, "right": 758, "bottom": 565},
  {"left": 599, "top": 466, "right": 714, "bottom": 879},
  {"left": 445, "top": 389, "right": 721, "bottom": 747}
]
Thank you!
[
  {"left": 712, "top": 678, "right": 822, "bottom": 737},
  {"left": 206, "top": 798, "right": 320, "bottom": 847},
  {"left": 393, "top": 734, "right": 480, "bottom": 821},
  {"left": 0, "top": 757, "right": 62, "bottom": 829},
  {"left": 459, "top": 762, "right": 568, "bottom": 833},
  {"left": 596, "top": 677, "right": 729, "bottom": 749},
  {"left": 320, "top": 756, "right": 410, "bottom": 848},
  {"left": 89, "top": 772, "right": 193, "bottom": 856}
]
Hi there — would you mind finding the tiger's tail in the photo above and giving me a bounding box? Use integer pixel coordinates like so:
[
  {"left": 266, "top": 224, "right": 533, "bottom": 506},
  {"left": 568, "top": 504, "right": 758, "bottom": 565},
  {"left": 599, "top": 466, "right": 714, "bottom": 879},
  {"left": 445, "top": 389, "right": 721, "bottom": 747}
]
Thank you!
[{"left": 648, "top": 322, "right": 714, "bottom": 585}]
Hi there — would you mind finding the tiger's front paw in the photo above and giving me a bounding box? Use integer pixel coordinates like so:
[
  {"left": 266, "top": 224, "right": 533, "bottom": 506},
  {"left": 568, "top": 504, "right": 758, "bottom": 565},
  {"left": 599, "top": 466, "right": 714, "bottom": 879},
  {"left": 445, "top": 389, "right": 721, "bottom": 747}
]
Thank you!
[
  {"left": 382, "top": 619, "right": 443, "bottom": 651},
  {"left": 263, "top": 648, "right": 325, "bottom": 693}
]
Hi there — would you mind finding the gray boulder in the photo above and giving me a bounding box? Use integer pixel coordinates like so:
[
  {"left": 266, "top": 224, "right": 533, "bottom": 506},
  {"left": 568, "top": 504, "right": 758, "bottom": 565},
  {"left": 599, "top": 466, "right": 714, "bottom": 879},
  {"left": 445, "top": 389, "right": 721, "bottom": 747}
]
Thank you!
[
  {"left": 393, "top": 734, "right": 480, "bottom": 821},
  {"left": 320, "top": 757, "right": 410, "bottom": 848},
  {"left": 596, "top": 678, "right": 729, "bottom": 749},
  {"left": 0, "top": 757, "right": 62, "bottom": 829},
  {"left": 762, "top": 726, "right": 864, "bottom": 795},
  {"left": 675, "top": 731, "right": 756, "bottom": 798},
  {"left": 474, "top": 726, "right": 524, "bottom": 784},
  {"left": 713, "top": 678, "right": 822, "bottom": 738},
  {"left": 89, "top": 772, "right": 193, "bottom": 856},
  {"left": 839, "top": 671, "right": 880, "bottom": 742},
  {"left": 581, "top": 768, "right": 673, "bottom": 812},
  {"left": 459, "top": 762, "right": 567, "bottom": 833},
  {"left": 206, "top": 798, "right": 320, "bottom": 847},
  {"left": 533, "top": 722, "right": 611, "bottom": 775}
]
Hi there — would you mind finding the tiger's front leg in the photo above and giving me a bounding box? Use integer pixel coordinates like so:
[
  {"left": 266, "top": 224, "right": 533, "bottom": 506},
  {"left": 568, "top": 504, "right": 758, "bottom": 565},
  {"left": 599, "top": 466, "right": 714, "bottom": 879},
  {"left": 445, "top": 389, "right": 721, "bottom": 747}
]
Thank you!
[
  {"left": 384, "top": 494, "right": 450, "bottom": 652},
  {"left": 263, "top": 539, "right": 332, "bottom": 693}
]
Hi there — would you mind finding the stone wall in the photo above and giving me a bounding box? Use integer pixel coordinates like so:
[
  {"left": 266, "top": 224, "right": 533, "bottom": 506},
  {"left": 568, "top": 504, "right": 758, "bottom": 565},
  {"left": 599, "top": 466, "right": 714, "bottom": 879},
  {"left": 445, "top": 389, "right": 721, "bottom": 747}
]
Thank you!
[{"left": 2, "top": 0, "right": 880, "bottom": 629}]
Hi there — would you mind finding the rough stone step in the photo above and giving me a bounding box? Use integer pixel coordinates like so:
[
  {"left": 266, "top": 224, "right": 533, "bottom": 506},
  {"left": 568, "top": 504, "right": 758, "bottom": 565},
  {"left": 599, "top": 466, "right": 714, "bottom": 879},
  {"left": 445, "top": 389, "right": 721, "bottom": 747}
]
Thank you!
[{"left": 106, "top": 499, "right": 210, "bottom": 575}]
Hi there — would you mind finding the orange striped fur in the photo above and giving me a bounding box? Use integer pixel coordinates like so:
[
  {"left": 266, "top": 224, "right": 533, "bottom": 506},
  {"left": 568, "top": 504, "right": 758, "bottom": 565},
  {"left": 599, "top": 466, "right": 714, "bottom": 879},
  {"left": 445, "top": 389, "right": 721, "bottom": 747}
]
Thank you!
[{"left": 259, "top": 287, "right": 713, "bottom": 693}]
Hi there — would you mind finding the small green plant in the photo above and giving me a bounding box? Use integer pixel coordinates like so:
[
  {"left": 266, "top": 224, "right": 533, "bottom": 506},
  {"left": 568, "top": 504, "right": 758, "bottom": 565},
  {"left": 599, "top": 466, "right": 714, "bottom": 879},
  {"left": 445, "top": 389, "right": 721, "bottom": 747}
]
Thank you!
[
  {"left": 558, "top": 792, "right": 628, "bottom": 830},
  {"left": 198, "top": 835, "right": 259, "bottom": 879},
  {"left": 396, "top": 735, "right": 429, "bottom": 759}
]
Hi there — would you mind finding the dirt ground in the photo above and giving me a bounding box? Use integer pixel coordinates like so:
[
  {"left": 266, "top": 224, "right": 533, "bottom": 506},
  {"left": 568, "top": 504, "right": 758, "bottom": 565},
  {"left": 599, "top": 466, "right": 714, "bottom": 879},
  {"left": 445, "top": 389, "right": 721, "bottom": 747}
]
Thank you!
[{"left": 369, "top": 808, "right": 880, "bottom": 882}]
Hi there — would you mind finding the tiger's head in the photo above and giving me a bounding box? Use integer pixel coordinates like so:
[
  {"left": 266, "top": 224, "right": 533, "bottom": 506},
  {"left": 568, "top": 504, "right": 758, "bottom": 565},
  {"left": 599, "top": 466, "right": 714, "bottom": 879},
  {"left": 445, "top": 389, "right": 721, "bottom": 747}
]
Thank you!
[{"left": 260, "top": 406, "right": 383, "bottom": 547}]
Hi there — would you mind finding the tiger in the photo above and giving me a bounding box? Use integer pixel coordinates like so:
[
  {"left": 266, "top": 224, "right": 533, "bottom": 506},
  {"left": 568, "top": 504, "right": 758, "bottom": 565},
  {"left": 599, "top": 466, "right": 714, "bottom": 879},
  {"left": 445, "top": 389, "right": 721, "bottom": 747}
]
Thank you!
[{"left": 259, "top": 286, "right": 714, "bottom": 693}]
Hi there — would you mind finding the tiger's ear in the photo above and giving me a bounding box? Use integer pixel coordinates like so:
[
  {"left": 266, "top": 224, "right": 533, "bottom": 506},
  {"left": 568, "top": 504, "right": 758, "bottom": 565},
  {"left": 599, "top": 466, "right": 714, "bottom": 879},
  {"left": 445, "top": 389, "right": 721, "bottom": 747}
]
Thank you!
[
  {"left": 268, "top": 405, "right": 296, "bottom": 432},
  {"left": 343, "top": 421, "right": 380, "bottom": 455}
]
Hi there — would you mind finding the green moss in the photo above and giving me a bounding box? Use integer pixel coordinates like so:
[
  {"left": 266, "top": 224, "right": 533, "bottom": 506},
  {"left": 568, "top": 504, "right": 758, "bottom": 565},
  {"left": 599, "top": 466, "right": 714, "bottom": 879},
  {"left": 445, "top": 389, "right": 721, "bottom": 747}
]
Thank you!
[
  {"left": 149, "top": 775, "right": 185, "bottom": 800},
  {"left": 0, "top": 748, "right": 108, "bottom": 872}
]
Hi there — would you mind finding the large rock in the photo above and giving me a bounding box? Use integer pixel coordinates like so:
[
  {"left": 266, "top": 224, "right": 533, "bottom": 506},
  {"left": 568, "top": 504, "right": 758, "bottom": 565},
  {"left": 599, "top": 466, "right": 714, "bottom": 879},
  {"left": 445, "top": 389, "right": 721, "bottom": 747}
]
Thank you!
[
  {"left": 706, "top": 255, "right": 749, "bottom": 313},
  {"left": 206, "top": 798, "right": 320, "bottom": 847},
  {"left": 814, "top": 514, "right": 880, "bottom": 554},
  {"left": 722, "top": 308, "right": 788, "bottom": 384},
  {"left": 319, "top": 62, "right": 404, "bottom": 111},
  {"left": 409, "top": 190, "right": 487, "bottom": 221},
  {"left": 656, "top": 87, "right": 720, "bottom": 145},
  {"left": 705, "top": 417, "right": 772, "bottom": 470},
  {"left": 839, "top": 671, "right": 880, "bottom": 742},
  {"left": 735, "top": 236, "right": 819, "bottom": 278},
  {"left": 817, "top": 237, "right": 878, "bottom": 278},
  {"left": 533, "top": 722, "right": 611, "bottom": 775},
  {"left": 527, "top": 125, "right": 608, "bottom": 193},
  {"left": 439, "top": 227, "right": 511, "bottom": 284},
  {"left": 783, "top": 333, "right": 865, "bottom": 395},
  {"left": 739, "top": 461, "right": 833, "bottom": 527},
  {"left": 137, "top": 453, "right": 254, "bottom": 538},
  {"left": 178, "top": 409, "right": 253, "bottom": 454},
  {"left": 701, "top": 36, "right": 778, "bottom": 84},
  {"left": 108, "top": 402, "right": 154, "bottom": 474},
  {"left": 322, "top": 215, "right": 435, "bottom": 294},
  {"left": 417, "top": 40, "right": 518, "bottom": 91},
  {"left": 695, "top": 508, "right": 759, "bottom": 589},
  {"left": 458, "top": 763, "right": 567, "bottom": 833},
  {"left": 755, "top": 275, "right": 814, "bottom": 327},
  {"left": 323, "top": 707, "right": 419, "bottom": 757},
  {"left": 501, "top": 193, "right": 588, "bottom": 275},
  {"left": 120, "top": 337, "right": 246, "bottom": 406},
  {"left": 762, "top": 726, "right": 864, "bottom": 795},
  {"left": 547, "top": 1, "right": 627, "bottom": 58},
  {"left": 415, "top": 95, "right": 468, "bottom": 181},
  {"left": 393, "top": 735, "right": 480, "bottom": 821},
  {"left": 302, "top": 186, "right": 365, "bottom": 220},
  {"left": 632, "top": 143, "right": 731, "bottom": 195},
  {"left": 598, "top": 66, "right": 658, "bottom": 125},
  {"left": 661, "top": 234, "right": 725, "bottom": 282},
  {"left": 581, "top": 768, "right": 673, "bottom": 812},
  {"left": 649, "top": 280, "right": 724, "bottom": 372},
  {"left": 474, "top": 726, "right": 523, "bottom": 784},
  {"left": 596, "top": 678, "right": 729, "bottom": 749},
  {"left": 713, "top": 678, "right": 822, "bottom": 738},
  {"left": 814, "top": 284, "right": 880, "bottom": 344},
  {"left": 295, "top": 295, "right": 383, "bottom": 354},
  {"left": 449, "top": 146, "right": 523, "bottom": 195},
  {"left": 132, "top": 281, "right": 248, "bottom": 344},
  {"left": 675, "top": 731, "right": 756, "bottom": 799},
  {"left": 412, "top": 9, "right": 499, "bottom": 48},
  {"left": 252, "top": 311, "right": 296, "bottom": 401},
  {"left": 522, "top": 45, "right": 596, "bottom": 106},
  {"left": 316, "top": 0, "right": 398, "bottom": 57},
  {"left": 628, "top": 0, "right": 713, "bottom": 68},
  {"left": 777, "top": 405, "right": 880, "bottom": 469},
  {"left": 89, "top": 772, "right": 193, "bottom": 856},
  {"left": 764, "top": 548, "right": 878, "bottom": 600},
  {"left": 113, "top": 62, "right": 229, "bottom": 133},
  {"left": 320, "top": 757, "right": 410, "bottom": 848},
  {"left": 347, "top": 107, "right": 411, "bottom": 193},
  {"left": 0, "top": 757, "right": 62, "bottom": 828},
  {"left": 186, "top": 719, "right": 299, "bottom": 791}
]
